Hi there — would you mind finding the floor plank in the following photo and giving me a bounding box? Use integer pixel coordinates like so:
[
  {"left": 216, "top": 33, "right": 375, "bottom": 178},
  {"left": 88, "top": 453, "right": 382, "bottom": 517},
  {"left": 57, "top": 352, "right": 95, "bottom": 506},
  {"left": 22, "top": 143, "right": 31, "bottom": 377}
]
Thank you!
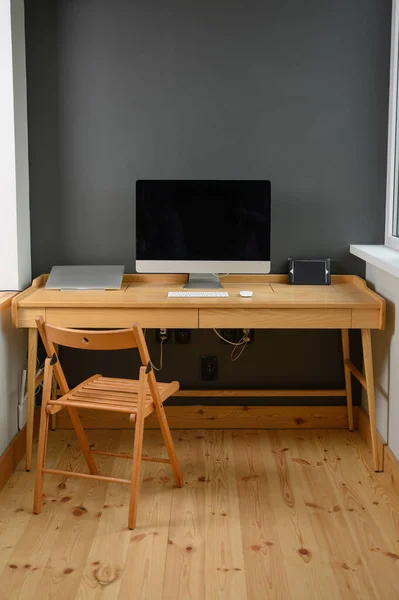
[
  {"left": 76, "top": 430, "right": 134, "bottom": 599},
  {"left": 292, "top": 430, "right": 379, "bottom": 599},
  {"left": 319, "top": 430, "right": 399, "bottom": 599},
  {"left": 0, "top": 430, "right": 74, "bottom": 576},
  {"left": 260, "top": 430, "right": 334, "bottom": 600},
  {"left": 35, "top": 431, "right": 120, "bottom": 600},
  {"left": 1, "top": 429, "right": 399, "bottom": 599},
  {"left": 0, "top": 433, "right": 89, "bottom": 599},
  {"left": 233, "top": 431, "right": 292, "bottom": 600},
  {"left": 204, "top": 430, "right": 247, "bottom": 600},
  {"left": 117, "top": 429, "right": 176, "bottom": 599},
  {"left": 163, "top": 430, "right": 206, "bottom": 600}
]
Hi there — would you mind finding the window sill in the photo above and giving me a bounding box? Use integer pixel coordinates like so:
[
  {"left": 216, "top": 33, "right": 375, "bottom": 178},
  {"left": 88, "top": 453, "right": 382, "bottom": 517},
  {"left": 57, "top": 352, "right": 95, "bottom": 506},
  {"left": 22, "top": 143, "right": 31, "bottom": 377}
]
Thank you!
[{"left": 350, "top": 244, "right": 399, "bottom": 279}]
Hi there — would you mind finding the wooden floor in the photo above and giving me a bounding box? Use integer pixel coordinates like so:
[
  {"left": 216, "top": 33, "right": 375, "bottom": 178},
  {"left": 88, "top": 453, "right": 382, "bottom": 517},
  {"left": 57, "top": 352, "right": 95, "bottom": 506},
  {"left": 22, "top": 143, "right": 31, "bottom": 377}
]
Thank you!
[{"left": 1, "top": 429, "right": 399, "bottom": 599}]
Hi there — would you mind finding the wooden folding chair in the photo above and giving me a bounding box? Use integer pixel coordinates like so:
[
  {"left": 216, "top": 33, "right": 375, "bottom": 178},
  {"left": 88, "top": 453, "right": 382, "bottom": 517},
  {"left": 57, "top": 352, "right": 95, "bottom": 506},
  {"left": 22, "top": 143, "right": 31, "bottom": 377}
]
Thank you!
[{"left": 33, "top": 316, "right": 183, "bottom": 529}]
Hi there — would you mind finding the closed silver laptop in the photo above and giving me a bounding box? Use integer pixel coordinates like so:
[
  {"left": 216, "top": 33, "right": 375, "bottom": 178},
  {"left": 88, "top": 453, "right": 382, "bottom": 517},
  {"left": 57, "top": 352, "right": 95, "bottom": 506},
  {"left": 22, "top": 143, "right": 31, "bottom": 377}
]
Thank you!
[{"left": 46, "top": 265, "right": 124, "bottom": 290}]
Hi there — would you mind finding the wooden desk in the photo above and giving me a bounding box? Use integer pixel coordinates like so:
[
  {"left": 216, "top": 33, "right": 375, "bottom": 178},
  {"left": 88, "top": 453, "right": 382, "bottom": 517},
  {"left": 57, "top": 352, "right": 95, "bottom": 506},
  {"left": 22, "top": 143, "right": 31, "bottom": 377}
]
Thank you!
[{"left": 12, "top": 274, "right": 386, "bottom": 471}]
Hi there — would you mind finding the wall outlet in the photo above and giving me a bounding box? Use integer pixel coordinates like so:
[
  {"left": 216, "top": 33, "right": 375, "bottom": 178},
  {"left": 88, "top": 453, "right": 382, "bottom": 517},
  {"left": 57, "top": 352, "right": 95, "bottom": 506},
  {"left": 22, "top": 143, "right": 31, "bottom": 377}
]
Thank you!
[
  {"left": 155, "top": 328, "right": 170, "bottom": 343},
  {"left": 219, "top": 329, "right": 243, "bottom": 344},
  {"left": 17, "top": 366, "right": 44, "bottom": 430},
  {"left": 201, "top": 356, "right": 218, "bottom": 380},
  {"left": 175, "top": 329, "right": 191, "bottom": 344},
  {"left": 18, "top": 392, "right": 27, "bottom": 430}
]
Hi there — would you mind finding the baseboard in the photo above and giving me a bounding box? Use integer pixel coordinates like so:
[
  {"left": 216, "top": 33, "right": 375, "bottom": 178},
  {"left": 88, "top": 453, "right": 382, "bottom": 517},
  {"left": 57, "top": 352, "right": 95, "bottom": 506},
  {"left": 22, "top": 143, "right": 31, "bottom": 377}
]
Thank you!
[
  {"left": 383, "top": 445, "right": 399, "bottom": 497},
  {"left": 0, "top": 408, "right": 40, "bottom": 492},
  {"left": 55, "top": 404, "right": 358, "bottom": 430},
  {"left": 357, "top": 406, "right": 386, "bottom": 470}
]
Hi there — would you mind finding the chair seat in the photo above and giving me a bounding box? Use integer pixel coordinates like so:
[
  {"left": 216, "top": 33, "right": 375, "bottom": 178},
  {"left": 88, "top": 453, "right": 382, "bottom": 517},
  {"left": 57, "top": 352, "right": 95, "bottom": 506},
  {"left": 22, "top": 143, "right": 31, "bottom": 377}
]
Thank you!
[{"left": 48, "top": 375, "right": 179, "bottom": 418}]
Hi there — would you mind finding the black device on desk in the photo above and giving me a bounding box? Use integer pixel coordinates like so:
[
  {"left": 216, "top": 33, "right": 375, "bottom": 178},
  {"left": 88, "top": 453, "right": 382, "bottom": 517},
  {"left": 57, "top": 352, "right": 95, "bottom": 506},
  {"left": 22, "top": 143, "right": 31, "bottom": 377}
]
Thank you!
[{"left": 288, "top": 258, "right": 331, "bottom": 285}]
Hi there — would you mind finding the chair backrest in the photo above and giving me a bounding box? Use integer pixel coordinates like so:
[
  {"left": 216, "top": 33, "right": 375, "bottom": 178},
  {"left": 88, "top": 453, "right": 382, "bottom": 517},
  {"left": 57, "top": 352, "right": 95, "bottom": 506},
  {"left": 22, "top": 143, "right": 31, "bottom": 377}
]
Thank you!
[
  {"left": 40, "top": 322, "right": 138, "bottom": 351},
  {"left": 35, "top": 316, "right": 154, "bottom": 396}
]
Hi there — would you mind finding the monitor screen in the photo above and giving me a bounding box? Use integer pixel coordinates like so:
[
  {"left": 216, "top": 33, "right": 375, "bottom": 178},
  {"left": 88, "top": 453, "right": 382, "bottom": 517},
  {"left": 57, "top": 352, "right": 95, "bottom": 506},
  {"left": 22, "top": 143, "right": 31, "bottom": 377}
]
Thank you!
[{"left": 136, "top": 180, "right": 271, "bottom": 265}]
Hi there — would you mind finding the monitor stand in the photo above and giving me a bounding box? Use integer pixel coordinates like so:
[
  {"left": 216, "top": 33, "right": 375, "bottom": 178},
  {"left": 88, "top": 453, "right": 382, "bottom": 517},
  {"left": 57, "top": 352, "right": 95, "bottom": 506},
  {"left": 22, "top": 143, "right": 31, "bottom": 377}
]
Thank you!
[{"left": 183, "top": 273, "right": 222, "bottom": 289}]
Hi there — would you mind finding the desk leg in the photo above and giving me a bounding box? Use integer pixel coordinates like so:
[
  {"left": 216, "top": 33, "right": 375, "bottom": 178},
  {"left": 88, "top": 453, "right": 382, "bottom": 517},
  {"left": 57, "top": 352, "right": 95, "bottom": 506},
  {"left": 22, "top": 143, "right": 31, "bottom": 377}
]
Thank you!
[
  {"left": 361, "top": 329, "right": 381, "bottom": 472},
  {"left": 26, "top": 327, "right": 38, "bottom": 471},
  {"left": 341, "top": 329, "right": 354, "bottom": 431}
]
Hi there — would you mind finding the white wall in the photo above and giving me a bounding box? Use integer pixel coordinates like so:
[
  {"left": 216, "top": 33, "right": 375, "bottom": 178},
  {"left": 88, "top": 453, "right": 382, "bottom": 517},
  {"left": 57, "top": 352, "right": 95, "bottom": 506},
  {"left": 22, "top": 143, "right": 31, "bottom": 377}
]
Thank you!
[
  {"left": 0, "top": 0, "right": 31, "bottom": 291},
  {"left": 11, "top": 0, "right": 31, "bottom": 289},
  {"left": 365, "top": 263, "right": 399, "bottom": 458},
  {"left": 0, "top": 300, "right": 26, "bottom": 454},
  {"left": 0, "top": 0, "right": 30, "bottom": 452}
]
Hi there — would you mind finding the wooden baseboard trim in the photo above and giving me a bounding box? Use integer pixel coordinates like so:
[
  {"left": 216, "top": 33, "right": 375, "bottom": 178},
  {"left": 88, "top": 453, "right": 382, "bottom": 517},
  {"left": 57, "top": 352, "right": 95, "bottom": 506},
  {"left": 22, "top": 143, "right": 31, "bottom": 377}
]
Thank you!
[
  {"left": 383, "top": 445, "right": 399, "bottom": 497},
  {"left": 357, "top": 406, "right": 386, "bottom": 470},
  {"left": 0, "top": 408, "right": 40, "bottom": 492},
  {"left": 55, "top": 405, "right": 358, "bottom": 430},
  {"left": 173, "top": 389, "right": 347, "bottom": 397}
]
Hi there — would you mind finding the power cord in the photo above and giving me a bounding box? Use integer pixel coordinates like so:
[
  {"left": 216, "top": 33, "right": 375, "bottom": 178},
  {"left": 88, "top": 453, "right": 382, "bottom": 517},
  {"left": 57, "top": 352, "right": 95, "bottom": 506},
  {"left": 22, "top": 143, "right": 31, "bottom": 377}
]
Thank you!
[
  {"left": 34, "top": 357, "right": 45, "bottom": 395},
  {"left": 213, "top": 328, "right": 251, "bottom": 361},
  {"left": 151, "top": 330, "right": 167, "bottom": 371},
  {"left": 142, "top": 328, "right": 164, "bottom": 371},
  {"left": 231, "top": 339, "right": 249, "bottom": 361}
]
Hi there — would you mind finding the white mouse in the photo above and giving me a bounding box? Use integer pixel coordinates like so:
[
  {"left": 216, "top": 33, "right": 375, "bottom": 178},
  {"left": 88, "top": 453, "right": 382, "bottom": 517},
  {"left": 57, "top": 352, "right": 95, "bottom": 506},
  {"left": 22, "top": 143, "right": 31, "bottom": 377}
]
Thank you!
[{"left": 239, "top": 290, "right": 253, "bottom": 297}]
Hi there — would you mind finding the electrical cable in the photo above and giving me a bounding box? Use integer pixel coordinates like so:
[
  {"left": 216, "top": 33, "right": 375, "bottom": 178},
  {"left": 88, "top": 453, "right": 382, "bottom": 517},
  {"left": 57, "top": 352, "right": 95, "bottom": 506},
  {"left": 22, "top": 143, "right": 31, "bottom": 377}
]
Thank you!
[
  {"left": 151, "top": 337, "right": 165, "bottom": 371},
  {"left": 213, "top": 328, "right": 251, "bottom": 361},
  {"left": 231, "top": 341, "right": 248, "bottom": 361}
]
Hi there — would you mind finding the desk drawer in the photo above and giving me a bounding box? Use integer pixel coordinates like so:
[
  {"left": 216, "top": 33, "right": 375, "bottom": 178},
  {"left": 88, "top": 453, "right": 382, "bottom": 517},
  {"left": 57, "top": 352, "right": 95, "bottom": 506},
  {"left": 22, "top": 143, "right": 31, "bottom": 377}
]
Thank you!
[
  {"left": 199, "top": 308, "right": 352, "bottom": 329},
  {"left": 351, "top": 308, "right": 381, "bottom": 329},
  {"left": 45, "top": 308, "right": 199, "bottom": 329}
]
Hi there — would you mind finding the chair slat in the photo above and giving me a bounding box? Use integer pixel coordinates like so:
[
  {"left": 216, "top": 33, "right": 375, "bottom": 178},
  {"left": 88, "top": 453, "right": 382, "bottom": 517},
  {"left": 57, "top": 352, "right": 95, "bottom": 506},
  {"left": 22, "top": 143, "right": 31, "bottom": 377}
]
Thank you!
[
  {"left": 90, "top": 381, "right": 144, "bottom": 390},
  {"left": 159, "top": 381, "right": 180, "bottom": 401},
  {"left": 51, "top": 395, "right": 139, "bottom": 408},
  {"left": 90, "top": 381, "right": 141, "bottom": 389},
  {"left": 70, "top": 394, "right": 138, "bottom": 407},
  {"left": 75, "top": 389, "right": 140, "bottom": 402},
  {"left": 53, "top": 399, "right": 135, "bottom": 413}
]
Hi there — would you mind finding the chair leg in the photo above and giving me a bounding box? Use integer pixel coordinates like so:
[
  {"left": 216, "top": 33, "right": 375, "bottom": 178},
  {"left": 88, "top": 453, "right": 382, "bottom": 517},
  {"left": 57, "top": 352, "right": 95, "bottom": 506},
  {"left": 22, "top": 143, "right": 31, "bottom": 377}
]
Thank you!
[
  {"left": 156, "top": 404, "right": 184, "bottom": 488},
  {"left": 128, "top": 402, "right": 145, "bottom": 530},
  {"left": 67, "top": 407, "right": 98, "bottom": 475}
]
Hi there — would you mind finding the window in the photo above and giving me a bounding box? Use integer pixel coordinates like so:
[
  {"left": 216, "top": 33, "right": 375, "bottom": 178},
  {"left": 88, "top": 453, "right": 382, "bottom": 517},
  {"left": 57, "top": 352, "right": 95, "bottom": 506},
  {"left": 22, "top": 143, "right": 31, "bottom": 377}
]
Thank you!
[{"left": 386, "top": 0, "right": 399, "bottom": 250}]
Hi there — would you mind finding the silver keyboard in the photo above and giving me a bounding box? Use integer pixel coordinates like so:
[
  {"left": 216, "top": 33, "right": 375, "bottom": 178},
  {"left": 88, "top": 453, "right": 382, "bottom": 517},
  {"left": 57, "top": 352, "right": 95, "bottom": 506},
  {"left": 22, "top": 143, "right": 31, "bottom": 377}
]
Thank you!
[{"left": 167, "top": 291, "right": 229, "bottom": 298}]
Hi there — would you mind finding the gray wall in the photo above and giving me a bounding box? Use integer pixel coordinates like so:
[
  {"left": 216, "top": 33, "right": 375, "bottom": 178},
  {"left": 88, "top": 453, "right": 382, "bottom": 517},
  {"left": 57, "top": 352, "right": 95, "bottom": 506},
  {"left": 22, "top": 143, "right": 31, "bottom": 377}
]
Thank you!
[{"left": 25, "top": 0, "right": 391, "bottom": 402}]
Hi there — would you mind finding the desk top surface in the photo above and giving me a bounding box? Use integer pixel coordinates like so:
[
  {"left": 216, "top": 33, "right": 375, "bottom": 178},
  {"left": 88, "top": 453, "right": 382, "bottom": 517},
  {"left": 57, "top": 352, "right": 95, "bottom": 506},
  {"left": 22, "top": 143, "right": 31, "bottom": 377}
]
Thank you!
[
  {"left": 0, "top": 292, "right": 16, "bottom": 310},
  {"left": 14, "top": 274, "right": 384, "bottom": 310}
]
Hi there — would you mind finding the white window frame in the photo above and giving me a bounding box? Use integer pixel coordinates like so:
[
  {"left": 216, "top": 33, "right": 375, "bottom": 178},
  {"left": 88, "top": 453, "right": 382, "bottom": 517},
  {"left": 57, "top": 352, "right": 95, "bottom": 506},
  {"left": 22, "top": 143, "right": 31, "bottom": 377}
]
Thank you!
[{"left": 386, "top": 0, "right": 399, "bottom": 250}]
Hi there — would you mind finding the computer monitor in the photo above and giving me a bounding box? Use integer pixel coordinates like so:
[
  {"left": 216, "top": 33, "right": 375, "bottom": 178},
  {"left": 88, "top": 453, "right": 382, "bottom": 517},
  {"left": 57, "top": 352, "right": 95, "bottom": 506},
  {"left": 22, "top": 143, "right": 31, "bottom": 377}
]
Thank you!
[{"left": 135, "top": 180, "right": 271, "bottom": 288}]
